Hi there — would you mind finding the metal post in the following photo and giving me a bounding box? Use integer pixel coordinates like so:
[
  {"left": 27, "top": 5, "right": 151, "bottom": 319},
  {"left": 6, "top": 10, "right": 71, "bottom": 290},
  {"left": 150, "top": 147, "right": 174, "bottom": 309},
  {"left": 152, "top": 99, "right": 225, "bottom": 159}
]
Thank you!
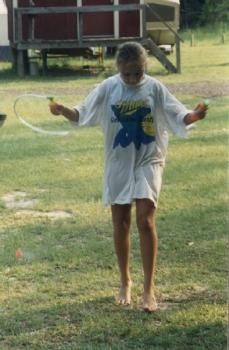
[
  {"left": 78, "top": 11, "right": 83, "bottom": 46},
  {"left": 141, "top": 4, "right": 147, "bottom": 38},
  {"left": 190, "top": 32, "right": 194, "bottom": 47},
  {"left": 41, "top": 49, "right": 48, "bottom": 74},
  {"left": 17, "top": 50, "right": 25, "bottom": 77},
  {"left": 175, "top": 36, "right": 181, "bottom": 74},
  {"left": 16, "top": 9, "right": 23, "bottom": 43}
]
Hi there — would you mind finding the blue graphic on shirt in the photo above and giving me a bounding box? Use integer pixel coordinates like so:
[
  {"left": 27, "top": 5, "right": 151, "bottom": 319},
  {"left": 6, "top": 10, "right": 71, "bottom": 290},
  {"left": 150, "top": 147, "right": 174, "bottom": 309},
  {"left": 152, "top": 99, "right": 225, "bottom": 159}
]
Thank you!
[{"left": 111, "top": 100, "right": 155, "bottom": 150}]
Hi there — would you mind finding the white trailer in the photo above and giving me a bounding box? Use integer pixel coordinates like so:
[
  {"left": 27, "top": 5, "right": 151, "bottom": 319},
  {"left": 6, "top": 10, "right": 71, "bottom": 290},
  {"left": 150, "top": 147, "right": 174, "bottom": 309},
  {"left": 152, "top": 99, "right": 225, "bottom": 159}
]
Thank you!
[
  {"left": 146, "top": 0, "right": 180, "bottom": 45},
  {"left": 0, "top": 0, "right": 11, "bottom": 60}
]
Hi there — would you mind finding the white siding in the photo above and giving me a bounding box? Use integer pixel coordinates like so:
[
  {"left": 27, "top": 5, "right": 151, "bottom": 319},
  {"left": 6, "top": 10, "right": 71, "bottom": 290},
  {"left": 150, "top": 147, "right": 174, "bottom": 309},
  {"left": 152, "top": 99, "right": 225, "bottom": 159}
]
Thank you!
[{"left": 0, "top": 0, "right": 9, "bottom": 45}]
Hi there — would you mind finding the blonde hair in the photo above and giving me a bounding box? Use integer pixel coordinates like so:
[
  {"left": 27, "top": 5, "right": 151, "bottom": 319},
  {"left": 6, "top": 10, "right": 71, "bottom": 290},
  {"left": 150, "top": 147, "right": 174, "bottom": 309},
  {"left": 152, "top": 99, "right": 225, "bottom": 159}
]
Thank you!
[{"left": 116, "top": 42, "right": 147, "bottom": 65}]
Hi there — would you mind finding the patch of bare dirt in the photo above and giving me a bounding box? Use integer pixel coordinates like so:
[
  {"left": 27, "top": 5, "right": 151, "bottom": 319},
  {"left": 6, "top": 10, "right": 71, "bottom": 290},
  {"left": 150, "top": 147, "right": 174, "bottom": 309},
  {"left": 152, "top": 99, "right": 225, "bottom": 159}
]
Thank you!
[
  {"left": 15, "top": 210, "right": 73, "bottom": 220},
  {"left": 1, "top": 81, "right": 228, "bottom": 98},
  {"left": 166, "top": 81, "right": 229, "bottom": 97},
  {"left": 2, "top": 191, "right": 73, "bottom": 220},
  {"left": 2, "top": 191, "right": 38, "bottom": 209}
]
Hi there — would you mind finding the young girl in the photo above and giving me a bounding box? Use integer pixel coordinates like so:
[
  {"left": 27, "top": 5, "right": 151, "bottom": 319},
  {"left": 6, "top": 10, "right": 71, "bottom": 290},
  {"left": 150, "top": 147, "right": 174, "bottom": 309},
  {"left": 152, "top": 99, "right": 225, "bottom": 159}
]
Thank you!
[{"left": 50, "top": 42, "right": 207, "bottom": 312}]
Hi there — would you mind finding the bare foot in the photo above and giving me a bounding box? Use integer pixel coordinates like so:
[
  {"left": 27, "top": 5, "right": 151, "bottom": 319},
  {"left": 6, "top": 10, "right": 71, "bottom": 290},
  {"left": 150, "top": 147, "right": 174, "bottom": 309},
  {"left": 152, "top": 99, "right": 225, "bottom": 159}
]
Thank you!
[
  {"left": 143, "top": 291, "right": 158, "bottom": 312},
  {"left": 116, "top": 281, "right": 132, "bottom": 305}
]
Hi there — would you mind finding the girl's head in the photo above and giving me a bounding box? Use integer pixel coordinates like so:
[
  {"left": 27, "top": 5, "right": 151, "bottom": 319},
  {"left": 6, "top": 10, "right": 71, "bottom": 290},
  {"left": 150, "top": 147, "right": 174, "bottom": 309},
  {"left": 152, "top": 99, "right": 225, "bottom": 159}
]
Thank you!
[{"left": 116, "top": 42, "right": 147, "bottom": 86}]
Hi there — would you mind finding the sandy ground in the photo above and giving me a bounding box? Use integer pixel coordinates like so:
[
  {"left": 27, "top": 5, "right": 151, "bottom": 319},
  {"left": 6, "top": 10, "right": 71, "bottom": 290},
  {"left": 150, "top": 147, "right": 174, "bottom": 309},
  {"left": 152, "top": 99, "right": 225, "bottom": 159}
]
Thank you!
[
  {"left": 165, "top": 81, "right": 229, "bottom": 97},
  {"left": 1, "top": 81, "right": 229, "bottom": 98},
  {"left": 2, "top": 191, "right": 73, "bottom": 220}
]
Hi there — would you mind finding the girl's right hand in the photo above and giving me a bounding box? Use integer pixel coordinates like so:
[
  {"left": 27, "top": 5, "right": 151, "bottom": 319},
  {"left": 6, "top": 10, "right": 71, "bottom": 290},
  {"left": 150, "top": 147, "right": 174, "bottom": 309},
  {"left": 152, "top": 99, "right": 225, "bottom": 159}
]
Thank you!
[{"left": 49, "top": 101, "right": 64, "bottom": 116}]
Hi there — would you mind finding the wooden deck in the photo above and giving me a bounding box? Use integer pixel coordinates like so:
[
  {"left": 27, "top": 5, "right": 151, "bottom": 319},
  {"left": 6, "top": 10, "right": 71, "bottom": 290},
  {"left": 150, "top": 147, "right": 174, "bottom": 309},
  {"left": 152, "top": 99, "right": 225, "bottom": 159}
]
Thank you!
[{"left": 12, "top": 4, "right": 181, "bottom": 76}]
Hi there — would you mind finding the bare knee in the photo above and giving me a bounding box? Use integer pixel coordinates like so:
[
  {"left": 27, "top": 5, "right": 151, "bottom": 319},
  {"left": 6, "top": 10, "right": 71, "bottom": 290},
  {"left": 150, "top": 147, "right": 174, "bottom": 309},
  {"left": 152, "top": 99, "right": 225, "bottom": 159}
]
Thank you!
[
  {"left": 111, "top": 204, "right": 131, "bottom": 234},
  {"left": 114, "top": 218, "right": 131, "bottom": 234},
  {"left": 137, "top": 216, "right": 155, "bottom": 234},
  {"left": 135, "top": 199, "right": 156, "bottom": 235}
]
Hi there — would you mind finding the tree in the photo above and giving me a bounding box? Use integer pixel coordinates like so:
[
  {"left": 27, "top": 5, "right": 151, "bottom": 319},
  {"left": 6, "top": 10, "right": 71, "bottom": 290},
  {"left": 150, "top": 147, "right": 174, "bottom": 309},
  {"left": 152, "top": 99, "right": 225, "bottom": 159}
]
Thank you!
[
  {"left": 180, "top": 0, "right": 229, "bottom": 27},
  {"left": 201, "top": 0, "right": 229, "bottom": 24},
  {"left": 180, "top": 0, "right": 205, "bottom": 28}
]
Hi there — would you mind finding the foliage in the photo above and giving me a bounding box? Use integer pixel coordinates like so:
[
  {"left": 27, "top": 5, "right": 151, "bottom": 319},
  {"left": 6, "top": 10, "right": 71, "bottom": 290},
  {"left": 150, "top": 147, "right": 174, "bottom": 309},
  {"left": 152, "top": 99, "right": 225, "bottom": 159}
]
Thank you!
[
  {"left": 180, "top": 0, "right": 229, "bottom": 27},
  {"left": 201, "top": 0, "right": 229, "bottom": 25}
]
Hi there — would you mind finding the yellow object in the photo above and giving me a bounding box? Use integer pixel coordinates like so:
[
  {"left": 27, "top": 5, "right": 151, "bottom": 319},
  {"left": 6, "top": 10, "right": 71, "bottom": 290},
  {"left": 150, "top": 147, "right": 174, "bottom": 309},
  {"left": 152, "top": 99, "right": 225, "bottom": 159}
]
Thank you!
[{"left": 47, "top": 96, "right": 56, "bottom": 107}]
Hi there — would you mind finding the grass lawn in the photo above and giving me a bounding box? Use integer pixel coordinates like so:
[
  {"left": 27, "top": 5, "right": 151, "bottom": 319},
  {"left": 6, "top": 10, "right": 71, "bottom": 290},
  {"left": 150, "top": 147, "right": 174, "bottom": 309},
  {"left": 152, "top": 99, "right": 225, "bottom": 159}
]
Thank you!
[{"left": 0, "top": 33, "right": 228, "bottom": 349}]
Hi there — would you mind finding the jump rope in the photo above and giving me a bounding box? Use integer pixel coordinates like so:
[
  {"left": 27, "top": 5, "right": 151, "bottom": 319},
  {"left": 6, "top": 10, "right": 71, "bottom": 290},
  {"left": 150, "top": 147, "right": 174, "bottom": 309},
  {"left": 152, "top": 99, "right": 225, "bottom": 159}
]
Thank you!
[
  {"left": 0, "top": 96, "right": 210, "bottom": 132},
  {"left": 13, "top": 94, "right": 72, "bottom": 136}
]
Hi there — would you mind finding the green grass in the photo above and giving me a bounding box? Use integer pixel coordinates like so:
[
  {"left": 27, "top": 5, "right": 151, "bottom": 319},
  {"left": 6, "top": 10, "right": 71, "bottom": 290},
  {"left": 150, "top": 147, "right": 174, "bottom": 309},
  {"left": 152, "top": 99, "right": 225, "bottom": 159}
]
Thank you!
[
  {"left": 181, "top": 22, "right": 228, "bottom": 41},
  {"left": 0, "top": 33, "right": 228, "bottom": 349}
]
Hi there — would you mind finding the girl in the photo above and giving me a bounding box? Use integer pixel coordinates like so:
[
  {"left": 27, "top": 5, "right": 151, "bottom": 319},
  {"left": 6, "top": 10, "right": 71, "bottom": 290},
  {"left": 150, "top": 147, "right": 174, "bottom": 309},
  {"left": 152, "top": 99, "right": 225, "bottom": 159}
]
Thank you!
[{"left": 50, "top": 42, "right": 207, "bottom": 312}]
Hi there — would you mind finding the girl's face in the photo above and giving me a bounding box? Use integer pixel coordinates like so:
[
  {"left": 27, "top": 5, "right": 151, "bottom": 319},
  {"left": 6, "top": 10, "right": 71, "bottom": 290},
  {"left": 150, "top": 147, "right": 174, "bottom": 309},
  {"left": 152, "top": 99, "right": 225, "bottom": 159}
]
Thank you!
[{"left": 118, "top": 60, "right": 146, "bottom": 86}]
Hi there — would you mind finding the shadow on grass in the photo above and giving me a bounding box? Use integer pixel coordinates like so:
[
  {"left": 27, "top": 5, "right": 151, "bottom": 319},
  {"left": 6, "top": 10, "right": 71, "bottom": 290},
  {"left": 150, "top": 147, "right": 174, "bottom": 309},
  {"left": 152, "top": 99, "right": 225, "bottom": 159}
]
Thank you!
[
  {"left": 198, "top": 62, "right": 229, "bottom": 68},
  {"left": 0, "top": 61, "right": 171, "bottom": 83},
  {"left": 0, "top": 209, "right": 227, "bottom": 349},
  {"left": 0, "top": 64, "right": 107, "bottom": 83},
  {"left": 0, "top": 295, "right": 226, "bottom": 349}
]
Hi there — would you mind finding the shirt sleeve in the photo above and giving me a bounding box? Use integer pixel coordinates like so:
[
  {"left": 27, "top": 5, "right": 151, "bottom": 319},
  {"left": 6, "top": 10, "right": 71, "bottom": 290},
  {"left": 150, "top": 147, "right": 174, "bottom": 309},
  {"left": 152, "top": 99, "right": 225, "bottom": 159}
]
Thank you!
[
  {"left": 74, "top": 80, "right": 108, "bottom": 127},
  {"left": 156, "top": 82, "right": 192, "bottom": 138}
]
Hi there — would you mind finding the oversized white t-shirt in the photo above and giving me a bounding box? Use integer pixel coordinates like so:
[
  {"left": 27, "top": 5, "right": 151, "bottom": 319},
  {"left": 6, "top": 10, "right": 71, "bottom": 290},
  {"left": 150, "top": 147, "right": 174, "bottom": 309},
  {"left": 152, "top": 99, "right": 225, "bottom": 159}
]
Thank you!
[{"left": 75, "top": 74, "right": 190, "bottom": 206}]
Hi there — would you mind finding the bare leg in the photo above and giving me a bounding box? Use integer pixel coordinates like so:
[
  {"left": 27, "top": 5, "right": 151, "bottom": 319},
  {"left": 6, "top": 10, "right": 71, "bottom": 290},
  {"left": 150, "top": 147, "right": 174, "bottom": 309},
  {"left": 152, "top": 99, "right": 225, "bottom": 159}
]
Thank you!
[
  {"left": 111, "top": 204, "right": 132, "bottom": 305},
  {"left": 136, "top": 199, "right": 158, "bottom": 312}
]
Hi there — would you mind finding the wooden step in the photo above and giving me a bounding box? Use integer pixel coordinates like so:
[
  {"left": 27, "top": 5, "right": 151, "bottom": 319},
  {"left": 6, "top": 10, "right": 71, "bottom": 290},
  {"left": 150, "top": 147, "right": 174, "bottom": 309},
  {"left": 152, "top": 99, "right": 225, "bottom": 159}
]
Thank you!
[{"left": 144, "top": 38, "right": 177, "bottom": 73}]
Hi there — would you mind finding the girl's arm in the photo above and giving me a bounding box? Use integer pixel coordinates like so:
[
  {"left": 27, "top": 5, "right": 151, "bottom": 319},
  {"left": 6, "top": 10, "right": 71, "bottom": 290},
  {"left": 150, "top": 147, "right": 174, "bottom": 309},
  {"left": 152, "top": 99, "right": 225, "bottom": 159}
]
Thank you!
[
  {"left": 50, "top": 102, "right": 79, "bottom": 123},
  {"left": 183, "top": 101, "right": 208, "bottom": 126}
]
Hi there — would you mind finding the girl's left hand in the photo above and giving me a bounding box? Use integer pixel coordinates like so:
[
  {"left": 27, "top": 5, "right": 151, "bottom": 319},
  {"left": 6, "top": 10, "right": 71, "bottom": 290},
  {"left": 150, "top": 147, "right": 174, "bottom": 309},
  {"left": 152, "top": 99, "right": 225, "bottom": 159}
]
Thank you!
[{"left": 193, "top": 101, "right": 208, "bottom": 120}]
